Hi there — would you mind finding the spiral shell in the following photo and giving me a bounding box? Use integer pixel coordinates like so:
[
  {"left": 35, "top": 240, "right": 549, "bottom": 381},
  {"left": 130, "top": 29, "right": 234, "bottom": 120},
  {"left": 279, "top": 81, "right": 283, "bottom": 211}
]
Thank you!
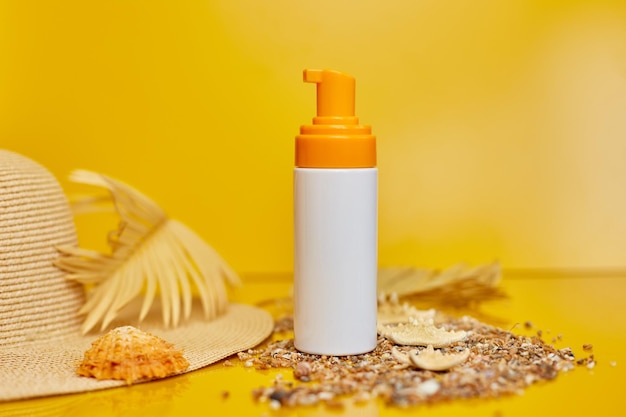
[{"left": 77, "top": 326, "right": 189, "bottom": 384}]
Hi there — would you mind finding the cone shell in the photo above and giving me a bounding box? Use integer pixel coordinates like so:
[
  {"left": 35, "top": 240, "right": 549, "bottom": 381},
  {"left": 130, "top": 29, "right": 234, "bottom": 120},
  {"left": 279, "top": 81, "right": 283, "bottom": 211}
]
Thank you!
[{"left": 77, "top": 326, "right": 189, "bottom": 384}]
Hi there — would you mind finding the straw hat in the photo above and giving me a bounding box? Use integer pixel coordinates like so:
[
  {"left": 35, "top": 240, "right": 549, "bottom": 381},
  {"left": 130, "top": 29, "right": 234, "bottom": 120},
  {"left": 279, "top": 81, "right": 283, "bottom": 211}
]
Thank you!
[{"left": 0, "top": 150, "right": 273, "bottom": 401}]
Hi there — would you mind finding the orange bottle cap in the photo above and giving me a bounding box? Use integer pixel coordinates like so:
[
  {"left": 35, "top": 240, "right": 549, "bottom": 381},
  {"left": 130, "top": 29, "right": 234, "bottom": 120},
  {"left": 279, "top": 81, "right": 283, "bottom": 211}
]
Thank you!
[{"left": 296, "top": 69, "right": 376, "bottom": 168}]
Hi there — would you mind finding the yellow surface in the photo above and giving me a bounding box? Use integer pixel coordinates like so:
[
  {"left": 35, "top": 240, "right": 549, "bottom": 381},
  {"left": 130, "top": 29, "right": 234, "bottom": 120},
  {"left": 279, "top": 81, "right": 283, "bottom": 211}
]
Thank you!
[
  {"left": 1, "top": 272, "right": 624, "bottom": 416},
  {"left": 2, "top": 0, "right": 626, "bottom": 273}
]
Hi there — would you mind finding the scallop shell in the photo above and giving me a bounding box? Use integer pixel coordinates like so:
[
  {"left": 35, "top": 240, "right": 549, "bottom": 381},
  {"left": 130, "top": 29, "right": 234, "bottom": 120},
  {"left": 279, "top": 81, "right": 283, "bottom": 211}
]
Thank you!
[{"left": 77, "top": 326, "right": 189, "bottom": 384}]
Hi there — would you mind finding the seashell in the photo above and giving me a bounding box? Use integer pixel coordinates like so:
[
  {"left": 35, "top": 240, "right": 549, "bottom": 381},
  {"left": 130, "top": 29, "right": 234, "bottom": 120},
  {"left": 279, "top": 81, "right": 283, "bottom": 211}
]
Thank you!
[
  {"left": 378, "top": 317, "right": 467, "bottom": 347},
  {"left": 391, "top": 345, "right": 470, "bottom": 371},
  {"left": 408, "top": 345, "right": 470, "bottom": 371},
  {"left": 391, "top": 346, "right": 412, "bottom": 366},
  {"left": 77, "top": 326, "right": 189, "bottom": 384},
  {"left": 377, "top": 301, "right": 435, "bottom": 325}
]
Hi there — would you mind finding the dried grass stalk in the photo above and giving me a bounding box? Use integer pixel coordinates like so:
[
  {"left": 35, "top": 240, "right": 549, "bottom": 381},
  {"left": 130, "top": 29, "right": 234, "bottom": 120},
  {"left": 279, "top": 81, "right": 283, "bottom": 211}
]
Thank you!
[
  {"left": 55, "top": 170, "right": 240, "bottom": 334},
  {"left": 378, "top": 262, "right": 506, "bottom": 308}
]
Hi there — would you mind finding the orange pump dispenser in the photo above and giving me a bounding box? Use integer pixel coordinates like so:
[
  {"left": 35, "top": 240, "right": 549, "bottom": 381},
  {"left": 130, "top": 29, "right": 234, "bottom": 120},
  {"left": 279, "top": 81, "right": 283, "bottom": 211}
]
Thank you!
[{"left": 296, "top": 69, "right": 376, "bottom": 168}]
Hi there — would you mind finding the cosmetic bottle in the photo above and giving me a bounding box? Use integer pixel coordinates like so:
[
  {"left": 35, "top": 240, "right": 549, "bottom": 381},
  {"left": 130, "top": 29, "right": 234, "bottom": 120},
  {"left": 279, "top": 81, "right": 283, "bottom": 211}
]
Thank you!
[{"left": 293, "top": 69, "right": 378, "bottom": 355}]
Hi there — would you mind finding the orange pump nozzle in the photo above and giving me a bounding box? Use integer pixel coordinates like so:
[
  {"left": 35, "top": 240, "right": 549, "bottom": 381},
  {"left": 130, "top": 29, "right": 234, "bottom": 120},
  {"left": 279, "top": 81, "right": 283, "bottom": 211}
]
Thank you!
[
  {"left": 296, "top": 69, "right": 376, "bottom": 168},
  {"left": 304, "top": 69, "right": 356, "bottom": 124}
]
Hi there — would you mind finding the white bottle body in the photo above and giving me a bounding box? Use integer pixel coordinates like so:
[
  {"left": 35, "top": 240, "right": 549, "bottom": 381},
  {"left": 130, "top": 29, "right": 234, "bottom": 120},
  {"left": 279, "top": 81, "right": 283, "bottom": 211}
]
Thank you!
[{"left": 293, "top": 167, "right": 378, "bottom": 355}]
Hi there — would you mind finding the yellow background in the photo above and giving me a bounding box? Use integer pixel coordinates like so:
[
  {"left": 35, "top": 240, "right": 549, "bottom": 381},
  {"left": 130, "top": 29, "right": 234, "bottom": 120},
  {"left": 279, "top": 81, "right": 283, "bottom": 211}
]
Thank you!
[{"left": 2, "top": 0, "right": 626, "bottom": 274}]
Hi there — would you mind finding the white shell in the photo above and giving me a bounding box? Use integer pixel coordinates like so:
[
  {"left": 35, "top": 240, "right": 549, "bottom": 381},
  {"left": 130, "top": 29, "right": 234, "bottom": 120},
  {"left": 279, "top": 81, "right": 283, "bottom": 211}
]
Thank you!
[
  {"left": 409, "top": 345, "right": 470, "bottom": 371},
  {"left": 391, "top": 345, "right": 470, "bottom": 371},
  {"left": 378, "top": 317, "right": 467, "bottom": 347},
  {"left": 377, "top": 302, "right": 435, "bottom": 325}
]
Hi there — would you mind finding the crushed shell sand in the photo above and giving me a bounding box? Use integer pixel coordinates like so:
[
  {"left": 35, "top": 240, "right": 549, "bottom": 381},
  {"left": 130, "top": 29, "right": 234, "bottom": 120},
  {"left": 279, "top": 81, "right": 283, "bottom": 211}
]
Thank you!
[{"left": 240, "top": 313, "right": 589, "bottom": 409}]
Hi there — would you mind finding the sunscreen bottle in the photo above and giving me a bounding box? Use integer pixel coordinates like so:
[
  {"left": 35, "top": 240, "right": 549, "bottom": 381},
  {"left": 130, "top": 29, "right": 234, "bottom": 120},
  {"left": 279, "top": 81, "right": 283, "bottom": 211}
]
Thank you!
[{"left": 293, "top": 69, "right": 377, "bottom": 355}]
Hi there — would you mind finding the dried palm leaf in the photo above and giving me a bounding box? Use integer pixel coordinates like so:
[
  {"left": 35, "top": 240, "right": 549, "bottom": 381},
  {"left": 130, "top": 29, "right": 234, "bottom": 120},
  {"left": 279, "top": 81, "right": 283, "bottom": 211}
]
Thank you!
[
  {"left": 55, "top": 170, "right": 240, "bottom": 334},
  {"left": 378, "top": 262, "right": 506, "bottom": 308}
]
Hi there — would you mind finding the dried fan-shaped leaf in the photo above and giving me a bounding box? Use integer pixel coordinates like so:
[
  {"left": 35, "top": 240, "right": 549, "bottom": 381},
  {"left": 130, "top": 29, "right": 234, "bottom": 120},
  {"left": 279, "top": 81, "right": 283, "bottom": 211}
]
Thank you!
[
  {"left": 378, "top": 317, "right": 467, "bottom": 347},
  {"left": 55, "top": 170, "right": 240, "bottom": 334},
  {"left": 408, "top": 345, "right": 470, "bottom": 371},
  {"left": 377, "top": 262, "right": 506, "bottom": 307},
  {"left": 77, "top": 326, "right": 189, "bottom": 384}
]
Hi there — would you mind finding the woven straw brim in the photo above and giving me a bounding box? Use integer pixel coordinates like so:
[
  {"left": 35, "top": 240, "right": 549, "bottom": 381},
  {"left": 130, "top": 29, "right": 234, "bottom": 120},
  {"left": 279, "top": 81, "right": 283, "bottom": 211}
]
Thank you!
[{"left": 0, "top": 299, "right": 273, "bottom": 401}]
